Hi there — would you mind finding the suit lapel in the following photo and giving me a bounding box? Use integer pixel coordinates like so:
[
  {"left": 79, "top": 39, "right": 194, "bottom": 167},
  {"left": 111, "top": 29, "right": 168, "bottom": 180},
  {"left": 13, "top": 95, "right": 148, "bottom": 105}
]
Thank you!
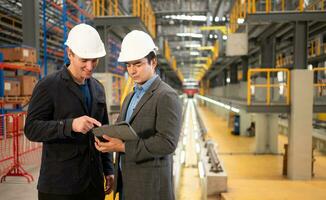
[
  {"left": 61, "top": 67, "right": 88, "bottom": 113},
  {"left": 120, "top": 93, "right": 133, "bottom": 121},
  {"left": 128, "top": 77, "right": 161, "bottom": 123}
]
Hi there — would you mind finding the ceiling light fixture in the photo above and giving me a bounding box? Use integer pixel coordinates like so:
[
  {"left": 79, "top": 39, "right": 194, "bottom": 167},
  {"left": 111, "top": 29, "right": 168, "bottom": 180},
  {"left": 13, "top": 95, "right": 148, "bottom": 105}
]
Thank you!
[
  {"left": 164, "top": 15, "right": 207, "bottom": 22},
  {"left": 164, "top": 15, "right": 224, "bottom": 22},
  {"left": 177, "top": 33, "right": 203, "bottom": 38},
  {"left": 190, "top": 51, "right": 200, "bottom": 56},
  {"left": 185, "top": 44, "right": 201, "bottom": 48},
  {"left": 237, "top": 18, "right": 245, "bottom": 24}
]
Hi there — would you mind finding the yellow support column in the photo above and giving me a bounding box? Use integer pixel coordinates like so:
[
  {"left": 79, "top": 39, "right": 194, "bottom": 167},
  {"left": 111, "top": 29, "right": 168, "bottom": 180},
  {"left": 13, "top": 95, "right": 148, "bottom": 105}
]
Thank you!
[
  {"left": 101, "top": 0, "right": 104, "bottom": 16},
  {"left": 267, "top": 71, "right": 271, "bottom": 105},
  {"left": 248, "top": 0, "right": 251, "bottom": 13},
  {"left": 253, "top": 0, "right": 256, "bottom": 12},
  {"left": 142, "top": 0, "right": 146, "bottom": 22},
  {"left": 243, "top": 0, "right": 247, "bottom": 18},
  {"left": 97, "top": 0, "right": 100, "bottom": 16},
  {"left": 317, "top": 38, "right": 321, "bottom": 56},
  {"left": 299, "top": 0, "right": 304, "bottom": 11},
  {"left": 92, "top": 0, "right": 96, "bottom": 15},
  {"left": 247, "top": 69, "right": 251, "bottom": 105},
  {"left": 144, "top": 1, "right": 148, "bottom": 26},
  {"left": 121, "top": 77, "right": 134, "bottom": 107},
  {"left": 137, "top": 0, "right": 141, "bottom": 17},
  {"left": 286, "top": 70, "right": 290, "bottom": 105},
  {"left": 266, "top": 0, "right": 270, "bottom": 12},
  {"left": 114, "top": 0, "right": 118, "bottom": 15},
  {"left": 132, "top": 0, "right": 136, "bottom": 15},
  {"left": 109, "top": 0, "right": 112, "bottom": 16},
  {"left": 322, "top": 0, "right": 325, "bottom": 11}
]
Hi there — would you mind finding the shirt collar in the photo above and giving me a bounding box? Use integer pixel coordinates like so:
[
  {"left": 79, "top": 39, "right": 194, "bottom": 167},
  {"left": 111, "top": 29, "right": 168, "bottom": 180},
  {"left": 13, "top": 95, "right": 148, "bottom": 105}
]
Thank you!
[{"left": 134, "top": 75, "right": 158, "bottom": 93}]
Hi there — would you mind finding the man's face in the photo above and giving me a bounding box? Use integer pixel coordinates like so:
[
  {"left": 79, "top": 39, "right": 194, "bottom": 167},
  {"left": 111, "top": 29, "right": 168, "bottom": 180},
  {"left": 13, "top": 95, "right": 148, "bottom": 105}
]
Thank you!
[
  {"left": 68, "top": 49, "right": 99, "bottom": 80},
  {"left": 126, "top": 57, "right": 157, "bottom": 85}
]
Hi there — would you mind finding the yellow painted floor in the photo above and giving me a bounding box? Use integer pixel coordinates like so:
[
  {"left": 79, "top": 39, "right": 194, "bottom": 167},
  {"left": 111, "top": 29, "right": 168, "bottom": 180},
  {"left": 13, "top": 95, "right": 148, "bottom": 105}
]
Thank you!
[{"left": 197, "top": 105, "right": 326, "bottom": 200}]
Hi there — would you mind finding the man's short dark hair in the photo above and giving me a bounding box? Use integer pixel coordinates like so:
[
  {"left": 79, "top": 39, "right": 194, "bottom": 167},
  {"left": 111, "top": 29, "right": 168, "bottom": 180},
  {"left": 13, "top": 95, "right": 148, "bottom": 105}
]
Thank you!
[{"left": 145, "top": 51, "right": 156, "bottom": 63}]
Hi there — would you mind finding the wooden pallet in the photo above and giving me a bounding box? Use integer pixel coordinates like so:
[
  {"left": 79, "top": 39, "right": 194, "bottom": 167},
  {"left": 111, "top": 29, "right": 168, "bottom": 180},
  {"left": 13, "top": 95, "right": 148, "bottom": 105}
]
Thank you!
[
  {"left": 0, "top": 96, "right": 31, "bottom": 105},
  {"left": 5, "top": 62, "right": 40, "bottom": 68}
]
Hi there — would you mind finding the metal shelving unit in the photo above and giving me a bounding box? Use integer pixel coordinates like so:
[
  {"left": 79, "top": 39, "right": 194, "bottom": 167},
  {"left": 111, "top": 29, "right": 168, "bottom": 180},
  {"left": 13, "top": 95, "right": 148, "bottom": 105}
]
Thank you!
[
  {"left": 41, "top": 0, "right": 95, "bottom": 75},
  {"left": 0, "top": 59, "right": 41, "bottom": 114}
]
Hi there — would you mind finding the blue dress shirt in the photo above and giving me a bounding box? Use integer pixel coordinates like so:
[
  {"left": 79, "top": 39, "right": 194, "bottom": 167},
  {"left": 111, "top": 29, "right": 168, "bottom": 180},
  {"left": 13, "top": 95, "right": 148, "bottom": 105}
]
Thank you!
[{"left": 125, "top": 75, "right": 158, "bottom": 122}]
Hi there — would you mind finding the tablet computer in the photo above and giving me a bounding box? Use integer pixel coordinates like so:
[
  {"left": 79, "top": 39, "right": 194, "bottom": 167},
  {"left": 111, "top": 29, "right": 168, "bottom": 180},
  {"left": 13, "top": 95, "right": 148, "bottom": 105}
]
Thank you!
[{"left": 92, "top": 121, "right": 138, "bottom": 141}]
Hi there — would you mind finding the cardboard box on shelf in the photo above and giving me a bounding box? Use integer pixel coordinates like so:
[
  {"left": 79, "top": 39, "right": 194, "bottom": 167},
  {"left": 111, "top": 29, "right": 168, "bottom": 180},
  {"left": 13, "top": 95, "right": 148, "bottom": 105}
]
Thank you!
[
  {"left": 0, "top": 47, "right": 37, "bottom": 63},
  {"left": 18, "top": 75, "right": 38, "bottom": 96},
  {"left": 4, "top": 80, "right": 20, "bottom": 96}
]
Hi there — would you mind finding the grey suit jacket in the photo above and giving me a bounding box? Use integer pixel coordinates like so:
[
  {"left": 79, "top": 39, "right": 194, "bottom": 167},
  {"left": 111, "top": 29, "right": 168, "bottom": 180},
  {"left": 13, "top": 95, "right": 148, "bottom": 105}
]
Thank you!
[{"left": 114, "top": 76, "right": 182, "bottom": 200}]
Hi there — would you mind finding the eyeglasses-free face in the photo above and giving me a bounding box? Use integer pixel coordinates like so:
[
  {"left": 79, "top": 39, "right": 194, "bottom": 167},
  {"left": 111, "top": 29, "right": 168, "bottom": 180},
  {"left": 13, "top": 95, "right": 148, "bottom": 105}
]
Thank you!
[{"left": 126, "top": 58, "right": 157, "bottom": 85}]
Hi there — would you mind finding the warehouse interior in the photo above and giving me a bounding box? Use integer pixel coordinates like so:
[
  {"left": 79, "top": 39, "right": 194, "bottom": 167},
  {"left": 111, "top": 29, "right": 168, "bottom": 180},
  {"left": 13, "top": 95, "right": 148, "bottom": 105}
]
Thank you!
[{"left": 0, "top": 0, "right": 326, "bottom": 200}]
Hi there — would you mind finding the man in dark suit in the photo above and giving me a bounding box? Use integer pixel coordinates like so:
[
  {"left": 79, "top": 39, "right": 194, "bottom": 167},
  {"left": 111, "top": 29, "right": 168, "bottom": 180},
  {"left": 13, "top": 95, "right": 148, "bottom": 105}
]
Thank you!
[
  {"left": 95, "top": 30, "right": 182, "bottom": 200},
  {"left": 24, "top": 23, "right": 114, "bottom": 200}
]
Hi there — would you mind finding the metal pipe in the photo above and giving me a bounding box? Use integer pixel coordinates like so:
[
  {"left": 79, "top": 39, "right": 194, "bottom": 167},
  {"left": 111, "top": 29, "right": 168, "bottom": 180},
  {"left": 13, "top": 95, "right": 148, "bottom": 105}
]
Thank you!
[{"left": 42, "top": 0, "right": 47, "bottom": 76}]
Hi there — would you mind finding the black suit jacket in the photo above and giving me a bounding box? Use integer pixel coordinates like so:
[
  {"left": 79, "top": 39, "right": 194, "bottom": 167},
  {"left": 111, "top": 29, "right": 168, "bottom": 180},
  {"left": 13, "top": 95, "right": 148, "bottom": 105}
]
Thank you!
[{"left": 25, "top": 66, "right": 113, "bottom": 194}]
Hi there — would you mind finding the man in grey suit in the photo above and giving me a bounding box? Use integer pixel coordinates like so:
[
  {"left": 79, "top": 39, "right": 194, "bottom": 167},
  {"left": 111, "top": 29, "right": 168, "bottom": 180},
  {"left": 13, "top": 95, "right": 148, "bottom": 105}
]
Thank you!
[{"left": 95, "top": 30, "right": 182, "bottom": 200}]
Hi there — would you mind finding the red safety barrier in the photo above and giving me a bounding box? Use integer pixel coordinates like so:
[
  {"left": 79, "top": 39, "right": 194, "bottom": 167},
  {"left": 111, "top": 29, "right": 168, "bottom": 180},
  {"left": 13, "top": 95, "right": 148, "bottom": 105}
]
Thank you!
[{"left": 0, "top": 112, "right": 42, "bottom": 183}]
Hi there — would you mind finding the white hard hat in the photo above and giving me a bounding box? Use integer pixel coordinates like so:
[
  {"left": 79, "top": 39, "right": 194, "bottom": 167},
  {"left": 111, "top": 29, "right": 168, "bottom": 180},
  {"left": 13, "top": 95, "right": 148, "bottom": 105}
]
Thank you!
[
  {"left": 64, "top": 23, "right": 106, "bottom": 59},
  {"left": 118, "top": 30, "right": 158, "bottom": 62}
]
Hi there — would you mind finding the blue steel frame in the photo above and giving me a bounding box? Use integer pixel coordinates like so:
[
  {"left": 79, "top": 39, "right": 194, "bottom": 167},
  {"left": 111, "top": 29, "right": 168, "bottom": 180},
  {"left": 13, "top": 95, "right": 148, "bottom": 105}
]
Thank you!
[{"left": 42, "top": 0, "right": 91, "bottom": 76}]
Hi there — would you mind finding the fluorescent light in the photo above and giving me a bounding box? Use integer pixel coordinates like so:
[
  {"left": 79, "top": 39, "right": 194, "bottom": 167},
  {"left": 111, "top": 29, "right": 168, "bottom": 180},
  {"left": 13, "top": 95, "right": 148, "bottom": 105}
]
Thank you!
[
  {"left": 180, "top": 150, "right": 186, "bottom": 164},
  {"left": 177, "top": 33, "right": 203, "bottom": 38},
  {"left": 195, "top": 143, "right": 201, "bottom": 154},
  {"left": 251, "top": 85, "right": 255, "bottom": 94},
  {"left": 279, "top": 84, "right": 284, "bottom": 95},
  {"left": 237, "top": 18, "right": 245, "bottom": 24},
  {"left": 183, "top": 82, "right": 199, "bottom": 86},
  {"left": 277, "top": 71, "right": 284, "bottom": 82},
  {"left": 164, "top": 15, "right": 207, "bottom": 22},
  {"left": 198, "top": 161, "right": 205, "bottom": 178},
  {"left": 183, "top": 137, "right": 187, "bottom": 145},
  {"left": 231, "top": 107, "right": 240, "bottom": 113},
  {"left": 190, "top": 51, "right": 200, "bottom": 56},
  {"left": 195, "top": 94, "right": 240, "bottom": 113},
  {"left": 308, "top": 64, "right": 313, "bottom": 70},
  {"left": 185, "top": 43, "right": 201, "bottom": 48}
]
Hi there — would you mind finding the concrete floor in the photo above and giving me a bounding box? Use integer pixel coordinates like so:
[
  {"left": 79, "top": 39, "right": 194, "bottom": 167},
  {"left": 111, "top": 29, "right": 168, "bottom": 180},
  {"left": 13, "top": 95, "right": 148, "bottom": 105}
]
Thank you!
[
  {"left": 197, "top": 105, "right": 326, "bottom": 200},
  {"left": 0, "top": 164, "right": 39, "bottom": 200}
]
